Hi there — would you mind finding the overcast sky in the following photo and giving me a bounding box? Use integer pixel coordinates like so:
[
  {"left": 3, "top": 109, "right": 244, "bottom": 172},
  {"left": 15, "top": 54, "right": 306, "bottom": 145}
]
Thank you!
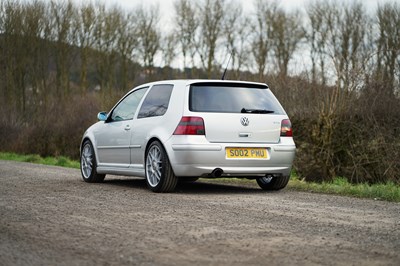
[
  {"left": 97, "top": 0, "right": 393, "bottom": 13},
  {"left": 98, "top": 0, "right": 392, "bottom": 9}
]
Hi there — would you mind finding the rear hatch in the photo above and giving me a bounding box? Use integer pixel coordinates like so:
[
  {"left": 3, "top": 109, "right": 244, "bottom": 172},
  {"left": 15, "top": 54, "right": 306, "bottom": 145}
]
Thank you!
[{"left": 189, "top": 82, "right": 286, "bottom": 144}]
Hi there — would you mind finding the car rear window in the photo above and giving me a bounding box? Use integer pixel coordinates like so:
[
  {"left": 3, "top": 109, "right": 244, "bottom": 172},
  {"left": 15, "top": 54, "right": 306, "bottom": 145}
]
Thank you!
[{"left": 189, "top": 83, "right": 285, "bottom": 114}]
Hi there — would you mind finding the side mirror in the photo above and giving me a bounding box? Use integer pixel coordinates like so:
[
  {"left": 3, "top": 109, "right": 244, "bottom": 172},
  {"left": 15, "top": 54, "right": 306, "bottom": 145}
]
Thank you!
[{"left": 97, "top": 112, "right": 108, "bottom": 121}]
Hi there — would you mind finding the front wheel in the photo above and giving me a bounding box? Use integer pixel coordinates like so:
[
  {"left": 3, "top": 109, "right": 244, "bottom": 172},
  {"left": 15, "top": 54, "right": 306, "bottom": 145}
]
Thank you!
[
  {"left": 256, "top": 175, "right": 289, "bottom": 190},
  {"left": 145, "top": 141, "right": 177, "bottom": 192},
  {"left": 80, "top": 140, "right": 105, "bottom": 183}
]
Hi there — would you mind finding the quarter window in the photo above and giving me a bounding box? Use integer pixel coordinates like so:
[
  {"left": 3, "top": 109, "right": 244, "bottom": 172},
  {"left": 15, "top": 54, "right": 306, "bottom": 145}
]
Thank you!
[
  {"left": 110, "top": 88, "right": 148, "bottom": 122},
  {"left": 137, "top": 84, "right": 173, "bottom": 119}
]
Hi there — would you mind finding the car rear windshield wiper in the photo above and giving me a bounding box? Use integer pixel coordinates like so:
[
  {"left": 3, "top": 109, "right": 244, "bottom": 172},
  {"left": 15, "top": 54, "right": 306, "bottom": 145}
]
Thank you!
[{"left": 241, "top": 108, "right": 275, "bottom": 114}]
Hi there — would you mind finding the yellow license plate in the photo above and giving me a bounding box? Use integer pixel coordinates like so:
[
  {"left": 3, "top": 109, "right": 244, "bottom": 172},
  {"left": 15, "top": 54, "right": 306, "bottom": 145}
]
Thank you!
[{"left": 226, "top": 148, "right": 268, "bottom": 159}]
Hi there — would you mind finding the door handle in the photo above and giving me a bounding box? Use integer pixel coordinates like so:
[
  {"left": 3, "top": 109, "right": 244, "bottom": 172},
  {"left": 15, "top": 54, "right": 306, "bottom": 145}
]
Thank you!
[{"left": 124, "top": 125, "right": 131, "bottom": 131}]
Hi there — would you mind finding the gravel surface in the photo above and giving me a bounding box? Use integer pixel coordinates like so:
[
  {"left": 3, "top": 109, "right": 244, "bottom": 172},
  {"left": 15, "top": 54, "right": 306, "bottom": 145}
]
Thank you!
[{"left": 0, "top": 160, "right": 399, "bottom": 265}]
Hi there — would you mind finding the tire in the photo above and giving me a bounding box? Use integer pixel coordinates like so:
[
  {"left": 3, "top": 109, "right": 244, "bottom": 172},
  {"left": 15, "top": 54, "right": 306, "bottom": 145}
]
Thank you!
[
  {"left": 80, "top": 140, "right": 105, "bottom": 183},
  {"left": 256, "top": 175, "right": 289, "bottom": 190},
  {"left": 145, "top": 140, "right": 177, "bottom": 192}
]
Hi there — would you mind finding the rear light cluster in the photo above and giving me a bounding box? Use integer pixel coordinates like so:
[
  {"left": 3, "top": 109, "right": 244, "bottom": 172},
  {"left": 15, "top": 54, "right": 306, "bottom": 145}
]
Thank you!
[
  {"left": 174, "top": 116, "right": 205, "bottom": 135},
  {"left": 280, "top": 119, "right": 293, "bottom": 137},
  {"left": 174, "top": 116, "right": 291, "bottom": 137}
]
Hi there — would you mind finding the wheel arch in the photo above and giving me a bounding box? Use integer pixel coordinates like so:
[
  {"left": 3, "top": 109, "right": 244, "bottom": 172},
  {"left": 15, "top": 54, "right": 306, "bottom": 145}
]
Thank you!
[
  {"left": 144, "top": 137, "right": 163, "bottom": 157},
  {"left": 80, "top": 136, "right": 100, "bottom": 166},
  {"left": 144, "top": 137, "right": 177, "bottom": 175}
]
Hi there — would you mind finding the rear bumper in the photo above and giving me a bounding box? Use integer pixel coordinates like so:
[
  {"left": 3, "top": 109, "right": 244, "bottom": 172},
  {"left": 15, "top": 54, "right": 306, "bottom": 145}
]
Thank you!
[{"left": 165, "top": 136, "right": 296, "bottom": 177}]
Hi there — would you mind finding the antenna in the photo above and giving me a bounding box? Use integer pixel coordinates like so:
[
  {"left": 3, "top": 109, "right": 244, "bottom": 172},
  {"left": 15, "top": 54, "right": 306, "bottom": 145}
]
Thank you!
[{"left": 221, "top": 51, "right": 233, "bottom": 80}]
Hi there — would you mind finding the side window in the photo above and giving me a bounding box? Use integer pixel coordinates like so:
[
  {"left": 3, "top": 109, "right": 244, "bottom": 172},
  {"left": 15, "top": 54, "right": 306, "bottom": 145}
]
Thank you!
[
  {"left": 137, "top": 84, "right": 173, "bottom": 119},
  {"left": 110, "top": 88, "right": 148, "bottom": 122}
]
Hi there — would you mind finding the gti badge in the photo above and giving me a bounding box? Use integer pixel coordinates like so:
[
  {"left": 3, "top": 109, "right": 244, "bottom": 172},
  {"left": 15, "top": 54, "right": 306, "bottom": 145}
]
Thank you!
[{"left": 240, "top": 117, "right": 249, "bottom": 126}]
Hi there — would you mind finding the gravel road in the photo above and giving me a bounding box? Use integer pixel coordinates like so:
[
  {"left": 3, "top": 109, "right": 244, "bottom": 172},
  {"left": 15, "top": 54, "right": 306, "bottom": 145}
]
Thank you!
[{"left": 0, "top": 160, "right": 399, "bottom": 265}]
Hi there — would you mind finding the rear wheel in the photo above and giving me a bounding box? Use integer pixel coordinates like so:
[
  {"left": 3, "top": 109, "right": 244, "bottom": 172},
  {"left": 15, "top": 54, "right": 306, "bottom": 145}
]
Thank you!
[
  {"left": 80, "top": 140, "right": 105, "bottom": 183},
  {"left": 256, "top": 175, "right": 289, "bottom": 190},
  {"left": 145, "top": 141, "right": 177, "bottom": 192}
]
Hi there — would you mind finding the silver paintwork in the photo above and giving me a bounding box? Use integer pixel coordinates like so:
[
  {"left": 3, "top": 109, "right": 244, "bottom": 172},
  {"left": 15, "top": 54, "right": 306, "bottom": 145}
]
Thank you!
[{"left": 81, "top": 79, "right": 296, "bottom": 180}]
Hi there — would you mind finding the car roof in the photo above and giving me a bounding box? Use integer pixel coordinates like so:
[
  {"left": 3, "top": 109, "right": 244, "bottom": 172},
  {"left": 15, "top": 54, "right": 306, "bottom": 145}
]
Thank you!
[{"left": 136, "top": 79, "right": 269, "bottom": 88}]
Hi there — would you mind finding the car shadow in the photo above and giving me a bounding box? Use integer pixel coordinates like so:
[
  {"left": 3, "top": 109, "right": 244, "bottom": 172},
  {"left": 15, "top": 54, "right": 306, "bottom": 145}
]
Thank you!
[
  {"left": 102, "top": 177, "right": 278, "bottom": 195},
  {"left": 175, "top": 181, "right": 266, "bottom": 194}
]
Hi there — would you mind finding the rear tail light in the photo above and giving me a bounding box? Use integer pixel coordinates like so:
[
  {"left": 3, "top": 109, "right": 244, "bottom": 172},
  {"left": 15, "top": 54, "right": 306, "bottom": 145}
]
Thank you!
[
  {"left": 280, "top": 119, "right": 293, "bottom": 137},
  {"left": 173, "top": 116, "right": 205, "bottom": 135}
]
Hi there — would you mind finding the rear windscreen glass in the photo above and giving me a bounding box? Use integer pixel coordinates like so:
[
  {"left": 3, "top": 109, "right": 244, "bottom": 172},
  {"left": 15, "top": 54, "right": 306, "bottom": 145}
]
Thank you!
[{"left": 189, "top": 83, "right": 285, "bottom": 114}]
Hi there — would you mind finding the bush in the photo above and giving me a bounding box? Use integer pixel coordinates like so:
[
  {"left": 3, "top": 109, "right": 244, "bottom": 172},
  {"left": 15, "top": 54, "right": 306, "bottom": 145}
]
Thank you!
[
  {"left": 0, "top": 93, "right": 103, "bottom": 160},
  {"left": 278, "top": 78, "right": 400, "bottom": 185}
]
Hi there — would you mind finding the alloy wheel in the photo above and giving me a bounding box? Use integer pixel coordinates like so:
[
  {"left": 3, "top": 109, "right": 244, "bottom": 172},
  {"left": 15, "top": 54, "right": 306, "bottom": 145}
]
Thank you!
[
  {"left": 81, "top": 143, "right": 93, "bottom": 179},
  {"left": 146, "top": 145, "right": 162, "bottom": 187}
]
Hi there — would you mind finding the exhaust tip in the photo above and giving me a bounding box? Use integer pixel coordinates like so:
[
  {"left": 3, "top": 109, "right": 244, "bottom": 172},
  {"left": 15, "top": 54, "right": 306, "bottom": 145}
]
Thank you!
[{"left": 211, "top": 168, "right": 223, "bottom": 178}]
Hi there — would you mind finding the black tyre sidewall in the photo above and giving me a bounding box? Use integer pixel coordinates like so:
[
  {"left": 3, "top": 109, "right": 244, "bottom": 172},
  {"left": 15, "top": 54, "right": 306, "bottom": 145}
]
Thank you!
[
  {"left": 256, "top": 175, "right": 289, "bottom": 190},
  {"left": 80, "top": 140, "right": 104, "bottom": 183},
  {"left": 145, "top": 141, "right": 177, "bottom": 192}
]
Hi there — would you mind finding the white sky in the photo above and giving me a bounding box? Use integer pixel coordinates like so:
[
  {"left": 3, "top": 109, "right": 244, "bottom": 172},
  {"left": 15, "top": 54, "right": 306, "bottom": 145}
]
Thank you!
[
  {"left": 98, "top": 0, "right": 393, "bottom": 14},
  {"left": 99, "top": 0, "right": 391, "bottom": 9},
  {"left": 72, "top": 0, "right": 397, "bottom": 19}
]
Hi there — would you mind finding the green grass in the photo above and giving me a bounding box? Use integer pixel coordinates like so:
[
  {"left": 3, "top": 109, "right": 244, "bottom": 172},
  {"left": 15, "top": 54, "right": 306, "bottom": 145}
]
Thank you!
[
  {"left": 0, "top": 152, "right": 79, "bottom": 169},
  {"left": 289, "top": 175, "right": 400, "bottom": 202},
  {"left": 1, "top": 152, "right": 399, "bottom": 202}
]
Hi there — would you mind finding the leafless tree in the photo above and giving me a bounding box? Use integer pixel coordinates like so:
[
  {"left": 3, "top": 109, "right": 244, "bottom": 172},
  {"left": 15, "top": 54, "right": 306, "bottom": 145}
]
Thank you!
[
  {"left": 270, "top": 9, "right": 305, "bottom": 78},
  {"left": 0, "top": 0, "right": 30, "bottom": 112},
  {"left": 376, "top": 2, "right": 400, "bottom": 94},
  {"left": 22, "top": 1, "right": 52, "bottom": 112},
  {"left": 307, "top": 1, "right": 369, "bottom": 91},
  {"left": 196, "top": 0, "right": 225, "bottom": 78},
  {"left": 93, "top": 4, "right": 121, "bottom": 95},
  {"left": 116, "top": 11, "right": 138, "bottom": 90},
  {"left": 222, "top": 0, "right": 251, "bottom": 79},
  {"left": 332, "top": 1, "right": 369, "bottom": 92},
  {"left": 135, "top": 5, "right": 161, "bottom": 75},
  {"left": 75, "top": 2, "right": 96, "bottom": 94},
  {"left": 251, "top": 0, "right": 278, "bottom": 80},
  {"left": 162, "top": 33, "right": 177, "bottom": 68},
  {"left": 306, "top": 2, "right": 328, "bottom": 84},
  {"left": 49, "top": 0, "right": 76, "bottom": 97},
  {"left": 173, "top": 0, "right": 198, "bottom": 72}
]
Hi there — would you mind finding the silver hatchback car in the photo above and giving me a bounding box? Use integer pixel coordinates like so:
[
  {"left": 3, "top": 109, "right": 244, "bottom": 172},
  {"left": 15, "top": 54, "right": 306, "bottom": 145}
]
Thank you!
[{"left": 80, "top": 80, "right": 296, "bottom": 192}]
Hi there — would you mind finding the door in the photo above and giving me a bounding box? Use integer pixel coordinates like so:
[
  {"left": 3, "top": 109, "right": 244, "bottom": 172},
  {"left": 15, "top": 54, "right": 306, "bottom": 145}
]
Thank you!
[
  {"left": 130, "top": 84, "right": 174, "bottom": 167},
  {"left": 96, "top": 87, "right": 148, "bottom": 168}
]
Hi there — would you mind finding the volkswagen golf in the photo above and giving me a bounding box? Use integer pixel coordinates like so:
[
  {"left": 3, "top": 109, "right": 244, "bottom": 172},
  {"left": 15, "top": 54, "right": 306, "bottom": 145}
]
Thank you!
[{"left": 80, "top": 80, "right": 296, "bottom": 192}]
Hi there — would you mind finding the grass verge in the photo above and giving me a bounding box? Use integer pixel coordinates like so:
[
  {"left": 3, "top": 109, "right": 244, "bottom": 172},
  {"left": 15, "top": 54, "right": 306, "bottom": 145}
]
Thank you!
[
  {"left": 0, "top": 152, "right": 79, "bottom": 169},
  {"left": 289, "top": 176, "right": 400, "bottom": 202},
  {"left": 204, "top": 176, "right": 400, "bottom": 202},
  {"left": 1, "top": 152, "right": 399, "bottom": 202}
]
